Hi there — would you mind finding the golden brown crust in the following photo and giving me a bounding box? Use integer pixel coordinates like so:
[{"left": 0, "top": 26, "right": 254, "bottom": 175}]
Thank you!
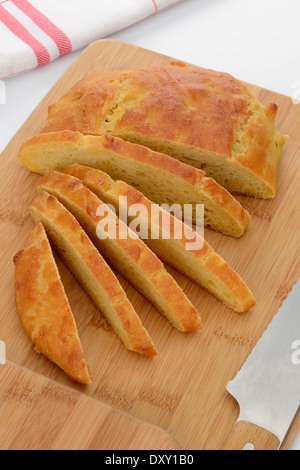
[
  {"left": 64, "top": 165, "right": 256, "bottom": 312},
  {"left": 38, "top": 172, "right": 162, "bottom": 276},
  {"left": 200, "top": 176, "right": 249, "bottom": 227},
  {"left": 44, "top": 71, "right": 120, "bottom": 135},
  {"left": 42, "top": 63, "right": 287, "bottom": 197},
  {"left": 63, "top": 164, "right": 212, "bottom": 258},
  {"left": 99, "top": 135, "right": 249, "bottom": 230},
  {"left": 37, "top": 171, "right": 202, "bottom": 332},
  {"left": 203, "top": 255, "right": 256, "bottom": 312},
  {"left": 13, "top": 222, "right": 91, "bottom": 384},
  {"left": 101, "top": 134, "right": 206, "bottom": 183},
  {"left": 29, "top": 192, "right": 157, "bottom": 356},
  {"left": 113, "top": 65, "right": 246, "bottom": 156},
  {"left": 265, "top": 102, "right": 278, "bottom": 119},
  {"left": 18, "top": 131, "right": 250, "bottom": 236},
  {"left": 43, "top": 65, "right": 247, "bottom": 156}
]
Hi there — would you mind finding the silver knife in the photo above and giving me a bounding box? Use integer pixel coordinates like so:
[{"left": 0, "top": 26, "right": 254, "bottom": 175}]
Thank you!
[{"left": 223, "top": 278, "right": 300, "bottom": 450}]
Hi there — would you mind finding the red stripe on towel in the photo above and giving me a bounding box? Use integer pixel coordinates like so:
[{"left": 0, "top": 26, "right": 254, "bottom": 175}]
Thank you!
[
  {"left": 152, "top": 0, "right": 158, "bottom": 13},
  {"left": 0, "top": 4, "right": 50, "bottom": 65},
  {"left": 12, "top": 0, "right": 72, "bottom": 55}
]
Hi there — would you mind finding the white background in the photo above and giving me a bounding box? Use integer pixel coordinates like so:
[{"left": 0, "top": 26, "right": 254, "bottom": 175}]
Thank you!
[{"left": 0, "top": 0, "right": 299, "bottom": 450}]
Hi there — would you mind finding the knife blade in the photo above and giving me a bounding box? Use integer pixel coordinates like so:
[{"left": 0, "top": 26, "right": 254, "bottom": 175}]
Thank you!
[{"left": 223, "top": 278, "right": 300, "bottom": 450}]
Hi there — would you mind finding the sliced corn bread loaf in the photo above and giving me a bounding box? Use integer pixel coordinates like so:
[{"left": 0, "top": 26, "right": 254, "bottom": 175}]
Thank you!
[
  {"left": 13, "top": 222, "right": 91, "bottom": 384},
  {"left": 37, "top": 171, "right": 202, "bottom": 332},
  {"left": 42, "top": 63, "right": 288, "bottom": 198},
  {"left": 19, "top": 131, "right": 250, "bottom": 238},
  {"left": 30, "top": 192, "right": 157, "bottom": 356},
  {"left": 64, "top": 165, "right": 256, "bottom": 313}
]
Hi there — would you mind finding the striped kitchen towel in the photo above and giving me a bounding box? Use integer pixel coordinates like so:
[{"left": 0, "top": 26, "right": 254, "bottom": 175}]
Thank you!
[{"left": 0, "top": 0, "right": 183, "bottom": 79}]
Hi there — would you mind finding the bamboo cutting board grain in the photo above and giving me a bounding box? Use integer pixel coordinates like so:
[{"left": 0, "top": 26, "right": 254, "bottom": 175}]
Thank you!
[
  {"left": 0, "top": 40, "right": 299, "bottom": 450},
  {"left": 0, "top": 362, "right": 180, "bottom": 450}
]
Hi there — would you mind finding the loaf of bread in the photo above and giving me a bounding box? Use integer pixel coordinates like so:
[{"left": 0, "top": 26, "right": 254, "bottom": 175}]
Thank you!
[
  {"left": 37, "top": 171, "right": 203, "bottom": 332},
  {"left": 64, "top": 165, "right": 256, "bottom": 313},
  {"left": 13, "top": 222, "right": 91, "bottom": 384},
  {"left": 42, "top": 63, "right": 288, "bottom": 198},
  {"left": 30, "top": 192, "right": 157, "bottom": 356},
  {"left": 19, "top": 131, "right": 250, "bottom": 238}
]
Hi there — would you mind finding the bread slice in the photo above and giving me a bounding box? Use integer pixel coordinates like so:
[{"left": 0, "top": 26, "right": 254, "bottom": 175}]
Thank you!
[
  {"left": 42, "top": 63, "right": 288, "bottom": 198},
  {"left": 64, "top": 165, "right": 256, "bottom": 313},
  {"left": 19, "top": 131, "right": 250, "bottom": 238},
  {"left": 13, "top": 222, "right": 91, "bottom": 384},
  {"left": 37, "top": 171, "right": 202, "bottom": 332},
  {"left": 30, "top": 192, "right": 157, "bottom": 356}
]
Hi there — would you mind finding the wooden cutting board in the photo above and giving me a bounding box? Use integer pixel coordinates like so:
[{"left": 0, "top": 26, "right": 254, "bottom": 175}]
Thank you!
[
  {"left": 0, "top": 39, "right": 299, "bottom": 450},
  {"left": 0, "top": 362, "right": 179, "bottom": 450}
]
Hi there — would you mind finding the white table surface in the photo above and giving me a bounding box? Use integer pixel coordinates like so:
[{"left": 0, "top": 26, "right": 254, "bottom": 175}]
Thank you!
[{"left": 0, "top": 0, "right": 299, "bottom": 450}]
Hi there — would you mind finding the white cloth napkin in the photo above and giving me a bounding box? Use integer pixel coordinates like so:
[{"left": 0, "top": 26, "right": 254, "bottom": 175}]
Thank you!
[{"left": 0, "top": 0, "right": 183, "bottom": 79}]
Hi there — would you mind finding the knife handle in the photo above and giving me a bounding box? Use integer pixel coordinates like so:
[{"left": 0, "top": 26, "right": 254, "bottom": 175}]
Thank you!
[{"left": 222, "top": 421, "right": 280, "bottom": 450}]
